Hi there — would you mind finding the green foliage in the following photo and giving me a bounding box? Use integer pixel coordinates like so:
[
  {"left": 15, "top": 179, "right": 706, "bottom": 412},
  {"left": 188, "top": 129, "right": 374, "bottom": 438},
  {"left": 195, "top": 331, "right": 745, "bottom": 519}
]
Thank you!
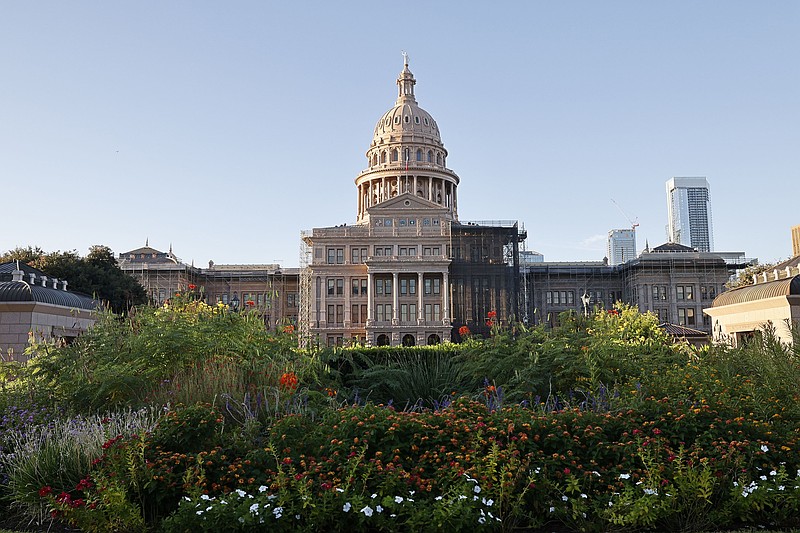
[{"left": 1, "top": 245, "right": 147, "bottom": 313}]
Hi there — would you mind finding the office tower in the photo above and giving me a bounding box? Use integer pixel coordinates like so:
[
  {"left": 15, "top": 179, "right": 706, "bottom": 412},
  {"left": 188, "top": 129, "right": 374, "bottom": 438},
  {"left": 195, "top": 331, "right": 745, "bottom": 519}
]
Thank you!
[
  {"left": 792, "top": 224, "right": 800, "bottom": 257},
  {"left": 607, "top": 228, "right": 636, "bottom": 265},
  {"left": 666, "top": 177, "right": 713, "bottom": 252}
]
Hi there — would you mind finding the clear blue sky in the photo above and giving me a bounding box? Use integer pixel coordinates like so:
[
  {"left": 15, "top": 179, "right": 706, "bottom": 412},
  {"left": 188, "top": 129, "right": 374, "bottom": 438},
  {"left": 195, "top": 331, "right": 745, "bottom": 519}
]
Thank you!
[{"left": 2, "top": 2, "right": 798, "bottom": 267}]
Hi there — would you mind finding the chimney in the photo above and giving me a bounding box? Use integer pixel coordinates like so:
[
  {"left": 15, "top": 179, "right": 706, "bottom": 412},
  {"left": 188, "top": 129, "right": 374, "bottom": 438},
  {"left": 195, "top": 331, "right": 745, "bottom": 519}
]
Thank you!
[
  {"left": 51, "top": 278, "right": 59, "bottom": 289},
  {"left": 11, "top": 269, "right": 24, "bottom": 282},
  {"left": 39, "top": 276, "right": 48, "bottom": 287},
  {"left": 28, "top": 273, "right": 37, "bottom": 284},
  {"left": 61, "top": 280, "right": 68, "bottom": 291}
]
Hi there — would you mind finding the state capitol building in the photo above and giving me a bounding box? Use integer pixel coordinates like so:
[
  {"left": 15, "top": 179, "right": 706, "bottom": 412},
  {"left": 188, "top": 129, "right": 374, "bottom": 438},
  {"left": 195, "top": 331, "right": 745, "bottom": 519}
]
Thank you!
[{"left": 120, "top": 58, "right": 749, "bottom": 346}]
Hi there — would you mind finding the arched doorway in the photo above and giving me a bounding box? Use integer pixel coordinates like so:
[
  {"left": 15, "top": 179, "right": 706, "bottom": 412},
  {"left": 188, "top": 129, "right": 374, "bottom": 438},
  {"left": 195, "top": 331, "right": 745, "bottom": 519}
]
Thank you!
[
  {"left": 376, "top": 334, "right": 390, "bottom": 346},
  {"left": 426, "top": 334, "right": 441, "bottom": 345},
  {"left": 401, "top": 334, "right": 416, "bottom": 347}
]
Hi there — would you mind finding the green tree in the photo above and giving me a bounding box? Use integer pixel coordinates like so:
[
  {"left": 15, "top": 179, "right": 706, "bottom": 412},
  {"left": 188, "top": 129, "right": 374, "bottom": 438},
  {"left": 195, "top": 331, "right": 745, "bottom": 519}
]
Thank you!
[
  {"left": 726, "top": 260, "right": 779, "bottom": 289},
  {"left": 1, "top": 245, "right": 146, "bottom": 313}
]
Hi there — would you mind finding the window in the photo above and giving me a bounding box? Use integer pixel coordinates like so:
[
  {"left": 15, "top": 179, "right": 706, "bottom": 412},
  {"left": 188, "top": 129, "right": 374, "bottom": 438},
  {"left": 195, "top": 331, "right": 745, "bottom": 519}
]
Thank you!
[
  {"left": 391, "top": 149, "right": 398, "bottom": 161},
  {"left": 400, "top": 304, "right": 417, "bottom": 322},
  {"left": 328, "top": 278, "right": 343, "bottom": 296},
  {"left": 427, "top": 150, "right": 433, "bottom": 162},
  {"left": 351, "top": 304, "right": 368, "bottom": 324},
  {"left": 374, "top": 245, "right": 392, "bottom": 256},
  {"left": 546, "top": 291, "right": 575, "bottom": 305},
  {"left": 376, "top": 278, "right": 392, "bottom": 295},
  {"left": 677, "top": 285, "right": 694, "bottom": 301},
  {"left": 287, "top": 293, "right": 297, "bottom": 307},
  {"left": 376, "top": 303, "right": 392, "bottom": 322},
  {"left": 424, "top": 304, "right": 441, "bottom": 322},
  {"left": 424, "top": 277, "right": 441, "bottom": 295},
  {"left": 327, "top": 248, "right": 344, "bottom": 264},
  {"left": 399, "top": 246, "right": 417, "bottom": 257},
  {"left": 654, "top": 308, "right": 668, "bottom": 322},
  {"left": 399, "top": 277, "right": 417, "bottom": 295},
  {"left": 351, "top": 247, "right": 368, "bottom": 264},
  {"left": 416, "top": 149, "right": 422, "bottom": 161},
  {"left": 678, "top": 308, "right": 696, "bottom": 326},
  {"left": 701, "top": 285, "right": 717, "bottom": 300},
  {"left": 652, "top": 286, "right": 667, "bottom": 301}
]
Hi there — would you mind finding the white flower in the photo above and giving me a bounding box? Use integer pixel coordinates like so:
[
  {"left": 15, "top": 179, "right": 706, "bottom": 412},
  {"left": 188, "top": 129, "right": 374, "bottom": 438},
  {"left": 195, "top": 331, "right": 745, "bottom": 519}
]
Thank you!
[
  {"left": 196, "top": 510, "right": 203, "bottom": 515},
  {"left": 760, "top": 475, "right": 768, "bottom": 481},
  {"left": 336, "top": 488, "right": 345, "bottom": 493},
  {"left": 343, "top": 502, "right": 351, "bottom": 512},
  {"left": 258, "top": 485, "right": 268, "bottom": 493},
  {"left": 534, "top": 467, "right": 541, "bottom": 474},
  {"left": 409, "top": 490, "right": 415, "bottom": 496},
  {"left": 761, "top": 445, "right": 769, "bottom": 453},
  {"left": 770, "top": 470, "right": 777, "bottom": 476},
  {"left": 236, "top": 489, "right": 246, "bottom": 498},
  {"left": 592, "top": 470, "right": 600, "bottom": 476},
  {"left": 482, "top": 498, "right": 493, "bottom": 506},
  {"left": 183, "top": 496, "right": 191, "bottom": 501},
  {"left": 371, "top": 493, "right": 377, "bottom": 499},
  {"left": 478, "top": 517, "right": 486, "bottom": 524},
  {"left": 273, "top": 507, "right": 283, "bottom": 519},
  {"left": 580, "top": 493, "right": 588, "bottom": 498},
  {"left": 549, "top": 506, "right": 555, "bottom": 513},
  {"left": 220, "top": 500, "right": 227, "bottom": 505},
  {"left": 643, "top": 488, "right": 657, "bottom": 495},
  {"left": 295, "top": 515, "right": 300, "bottom": 520},
  {"left": 435, "top": 496, "right": 443, "bottom": 501},
  {"left": 473, "top": 485, "right": 481, "bottom": 494},
  {"left": 201, "top": 494, "right": 211, "bottom": 500},
  {"left": 562, "top": 495, "right": 568, "bottom": 502},
  {"left": 250, "top": 503, "right": 260, "bottom": 515},
  {"left": 619, "top": 473, "right": 631, "bottom": 479},
  {"left": 608, "top": 501, "right": 613, "bottom": 507},
  {"left": 742, "top": 490, "right": 749, "bottom": 498},
  {"left": 458, "top": 495, "right": 467, "bottom": 500},
  {"left": 779, "top": 485, "right": 785, "bottom": 491},
  {"left": 376, "top": 505, "right": 383, "bottom": 513},
  {"left": 361, "top": 506, "right": 374, "bottom": 517},
  {"left": 395, "top": 496, "right": 404, "bottom": 503},
  {"left": 238, "top": 517, "right": 244, "bottom": 524}
]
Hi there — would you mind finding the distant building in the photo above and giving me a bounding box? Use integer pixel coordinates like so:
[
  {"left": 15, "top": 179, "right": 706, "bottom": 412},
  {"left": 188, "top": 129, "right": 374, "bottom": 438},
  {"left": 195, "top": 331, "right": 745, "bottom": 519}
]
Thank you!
[
  {"left": 0, "top": 262, "right": 97, "bottom": 361},
  {"left": 520, "top": 250, "right": 544, "bottom": 264},
  {"left": 607, "top": 229, "right": 637, "bottom": 265},
  {"left": 119, "top": 245, "right": 299, "bottom": 329},
  {"left": 705, "top": 255, "right": 800, "bottom": 347},
  {"left": 792, "top": 224, "right": 800, "bottom": 257},
  {"left": 523, "top": 243, "right": 751, "bottom": 333},
  {"left": 666, "top": 177, "right": 714, "bottom": 252}
]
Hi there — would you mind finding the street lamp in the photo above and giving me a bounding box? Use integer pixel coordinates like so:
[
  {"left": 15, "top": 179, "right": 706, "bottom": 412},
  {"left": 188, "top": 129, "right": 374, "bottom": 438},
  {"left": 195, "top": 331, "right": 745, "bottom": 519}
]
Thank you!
[{"left": 231, "top": 293, "right": 239, "bottom": 311}]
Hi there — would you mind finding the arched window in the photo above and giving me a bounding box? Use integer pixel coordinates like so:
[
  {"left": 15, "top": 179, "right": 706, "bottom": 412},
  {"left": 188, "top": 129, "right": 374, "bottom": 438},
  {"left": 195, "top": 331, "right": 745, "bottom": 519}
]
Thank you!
[
  {"left": 427, "top": 151, "right": 433, "bottom": 163},
  {"left": 381, "top": 152, "right": 386, "bottom": 164},
  {"left": 427, "top": 334, "right": 440, "bottom": 345},
  {"left": 391, "top": 149, "right": 399, "bottom": 162},
  {"left": 402, "top": 334, "right": 416, "bottom": 347},
  {"left": 436, "top": 153, "right": 442, "bottom": 165},
  {"left": 376, "top": 334, "right": 390, "bottom": 346},
  {"left": 416, "top": 149, "right": 422, "bottom": 161}
]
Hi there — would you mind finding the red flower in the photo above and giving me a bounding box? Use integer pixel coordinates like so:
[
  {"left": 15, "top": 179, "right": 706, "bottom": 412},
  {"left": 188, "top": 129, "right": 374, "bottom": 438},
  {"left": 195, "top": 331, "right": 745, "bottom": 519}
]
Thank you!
[
  {"left": 564, "top": 467, "right": 571, "bottom": 475},
  {"left": 188, "top": 283, "right": 197, "bottom": 290},
  {"left": 245, "top": 300, "right": 255, "bottom": 307},
  {"left": 279, "top": 372, "right": 298, "bottom": 391},
  {"left": 458, "top": 325, "right": 470, "bottom": 337},
  {"left": 486, "top": 320, "right": 494, "bottom": 327},
  {"left": 487, "top": 310, "right": 497, "bottom": 319},
  {"left": 38, "top": 486, "right": 53, "bottom": 497}
]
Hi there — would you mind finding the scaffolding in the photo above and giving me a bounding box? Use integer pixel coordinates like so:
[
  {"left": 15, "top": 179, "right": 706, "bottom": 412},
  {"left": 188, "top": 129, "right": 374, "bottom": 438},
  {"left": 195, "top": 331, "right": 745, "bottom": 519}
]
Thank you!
[
  {"left": 298, "top": 230, "right": 314, "bottom": 348},
  {"left": 448, "top": 220, "right": 526, "bottom": 337}
]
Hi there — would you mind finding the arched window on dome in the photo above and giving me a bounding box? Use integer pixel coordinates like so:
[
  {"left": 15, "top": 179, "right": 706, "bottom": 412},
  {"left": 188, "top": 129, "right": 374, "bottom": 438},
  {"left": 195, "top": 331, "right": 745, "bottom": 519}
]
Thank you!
[
  {"left": 372, "top": 154, "right": 378, "bottom": 166},
  {"left": 416, "top": 149, "right": 422, "bottom": 162},
  {"left": 443, "top": 156, "right": 446, "bottom": 167},
  {"left": 427, "top": 151, "right": 433, "bottom": 163},
  {"left": 391, "top": 149, "right": 398, "bottom": 162},
  {"left": 381, "top": 151, "right": 386, "bottom": 164},
  {"left": 436, "top": 153, "right": 442, "bottom": 165}
]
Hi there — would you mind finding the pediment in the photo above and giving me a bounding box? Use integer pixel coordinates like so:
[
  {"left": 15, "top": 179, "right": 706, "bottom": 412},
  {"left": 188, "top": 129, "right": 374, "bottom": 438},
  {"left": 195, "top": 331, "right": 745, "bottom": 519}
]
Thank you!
[{"left": 367, "top": 192, "right": 448, "bottom": 213}]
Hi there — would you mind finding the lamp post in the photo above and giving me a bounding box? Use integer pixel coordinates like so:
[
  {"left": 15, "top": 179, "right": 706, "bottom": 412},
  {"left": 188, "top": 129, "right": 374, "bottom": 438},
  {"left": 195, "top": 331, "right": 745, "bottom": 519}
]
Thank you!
[{"left": 231, "top": 293, "right": 239, "bottom": 311}]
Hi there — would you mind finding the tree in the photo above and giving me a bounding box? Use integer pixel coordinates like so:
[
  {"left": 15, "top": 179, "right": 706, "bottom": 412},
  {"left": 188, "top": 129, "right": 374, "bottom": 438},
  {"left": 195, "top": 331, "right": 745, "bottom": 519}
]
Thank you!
[
  {"left": 726, "top": 261, "right": 779, "bottom": 289},
  {"left": 1, "top": 245, "right": 147, "bottom": 313}
]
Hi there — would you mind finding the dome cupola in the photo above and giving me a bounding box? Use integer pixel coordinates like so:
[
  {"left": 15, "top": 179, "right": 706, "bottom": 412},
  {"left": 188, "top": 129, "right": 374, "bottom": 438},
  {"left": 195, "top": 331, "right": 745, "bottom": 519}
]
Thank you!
[{"left": 355, "top": 54, "right": 460, "bottom": 224}]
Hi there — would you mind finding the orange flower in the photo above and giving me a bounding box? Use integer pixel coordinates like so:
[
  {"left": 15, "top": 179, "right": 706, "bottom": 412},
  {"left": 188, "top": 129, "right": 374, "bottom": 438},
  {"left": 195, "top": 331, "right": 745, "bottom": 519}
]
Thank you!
[
  {"left": 283, "top": 324, "right": 295, "bottom": 334},
  {"left": 245, "top": 300, "right": 255, "bottom": 307},
  {"left": 279, "top": 372, "right": 298, "bottom": 391},
  {"left": 458, "top": 325, "right": 470, "bottom": 337},
  {"left": 188, "top": 283, "right": 197, "bottom": 290}
]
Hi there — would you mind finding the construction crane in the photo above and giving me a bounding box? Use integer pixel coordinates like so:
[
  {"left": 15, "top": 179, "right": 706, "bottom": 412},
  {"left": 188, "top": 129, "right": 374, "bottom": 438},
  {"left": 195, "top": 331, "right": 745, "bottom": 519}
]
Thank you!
[{"left": 611, "top": 198, "right": 639, "bottom": 231}]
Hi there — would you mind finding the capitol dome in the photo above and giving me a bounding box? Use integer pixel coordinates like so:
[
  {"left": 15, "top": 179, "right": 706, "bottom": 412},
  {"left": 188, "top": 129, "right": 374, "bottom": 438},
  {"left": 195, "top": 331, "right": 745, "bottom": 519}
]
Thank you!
[{"left": 355, "top": 56, "right": 460, "bottom": 224}]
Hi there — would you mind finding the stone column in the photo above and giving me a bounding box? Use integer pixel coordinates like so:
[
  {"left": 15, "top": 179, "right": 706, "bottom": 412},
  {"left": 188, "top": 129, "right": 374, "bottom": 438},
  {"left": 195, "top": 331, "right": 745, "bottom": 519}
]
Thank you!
[
  {"left": 366, "top": 272, "right": 374, "bottom": 325},
  {"left": 417, "top": 272, "right": 424, "bottom": 324},
  {"left": 442, "top": 271, "right": 450, "bottom": 326},
  {"left": 392, "top": 272, "right": 399, "bottom": 324}
]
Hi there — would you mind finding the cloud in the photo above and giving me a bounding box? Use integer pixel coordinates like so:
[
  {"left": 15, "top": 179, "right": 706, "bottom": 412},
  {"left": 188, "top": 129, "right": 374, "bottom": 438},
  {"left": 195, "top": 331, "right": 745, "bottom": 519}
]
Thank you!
[{"left": 580, "top": 234, "right": 607, "bottom": 249}]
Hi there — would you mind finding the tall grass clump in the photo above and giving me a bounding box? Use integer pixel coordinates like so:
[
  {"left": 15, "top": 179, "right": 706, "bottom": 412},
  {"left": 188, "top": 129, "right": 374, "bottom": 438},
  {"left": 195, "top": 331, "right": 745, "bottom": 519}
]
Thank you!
[{"left": 0, "top": 407, "right": 162, "bottom": 524}]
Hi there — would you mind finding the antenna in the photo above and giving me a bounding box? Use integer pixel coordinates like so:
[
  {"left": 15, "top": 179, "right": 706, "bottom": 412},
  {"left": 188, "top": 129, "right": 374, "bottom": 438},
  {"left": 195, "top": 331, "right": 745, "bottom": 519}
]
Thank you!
[{"left": 611, "top": 198, "right": 639, "bottom": 230}]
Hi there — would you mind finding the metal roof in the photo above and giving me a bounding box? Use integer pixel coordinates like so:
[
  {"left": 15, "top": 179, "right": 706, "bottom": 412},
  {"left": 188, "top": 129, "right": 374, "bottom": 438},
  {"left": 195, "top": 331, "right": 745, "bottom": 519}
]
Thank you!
[
  {"left": 712, "top": 275, "right": 800, "bottom": 307},
  {"left": 658, "top": 322, "right": 708, "bottom": 337},
  {"left": 0, "top": 281, "right": 97, "bottom": 310}
]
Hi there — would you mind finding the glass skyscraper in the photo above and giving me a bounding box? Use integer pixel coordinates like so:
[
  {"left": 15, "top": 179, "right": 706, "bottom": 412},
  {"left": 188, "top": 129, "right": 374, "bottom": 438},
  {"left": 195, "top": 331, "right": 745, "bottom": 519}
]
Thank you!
[{"left": 666, "top": 177, "right": 713, "bottom": 252}]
